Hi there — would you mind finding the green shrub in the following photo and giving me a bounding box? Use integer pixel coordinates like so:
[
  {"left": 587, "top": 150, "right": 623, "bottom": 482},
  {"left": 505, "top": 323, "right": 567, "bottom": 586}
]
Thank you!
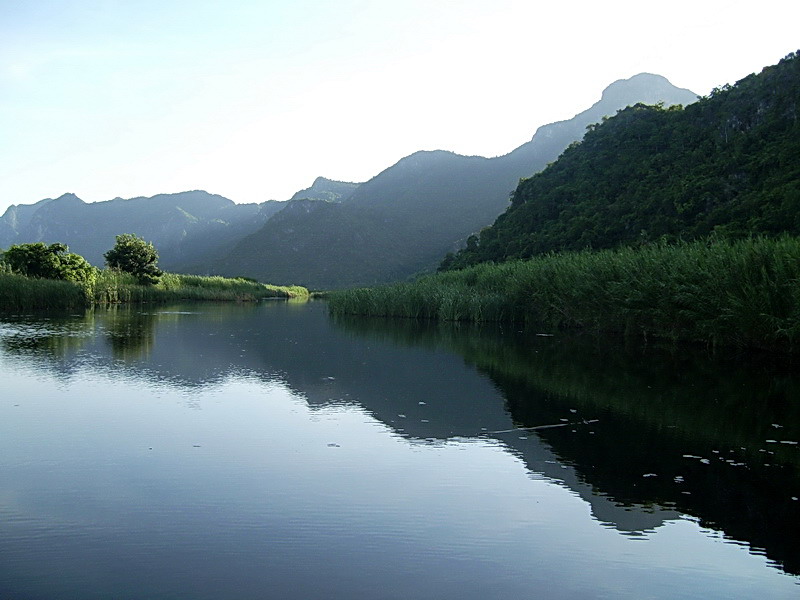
[{"left": 2, "top": 242, "right": 96, "bottom": 284}]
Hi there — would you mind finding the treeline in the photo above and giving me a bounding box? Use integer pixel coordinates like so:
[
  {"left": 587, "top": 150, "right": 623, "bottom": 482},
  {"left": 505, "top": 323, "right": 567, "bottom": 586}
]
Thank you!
[
  {"left": 0, "top": 235, "right": 308, "bottom": 312},
  {"left": 329, "top": 237, "right": 800, "bottom": 351},
  {"left": 443, "top": 51, "right": 800, "bottom": 270}
]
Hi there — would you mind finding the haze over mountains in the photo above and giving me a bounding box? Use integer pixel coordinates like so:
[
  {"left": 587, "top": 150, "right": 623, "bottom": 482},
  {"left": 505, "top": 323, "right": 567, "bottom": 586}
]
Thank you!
[{"left": 0, "top": 73, "right": 697, "bottom": 288}]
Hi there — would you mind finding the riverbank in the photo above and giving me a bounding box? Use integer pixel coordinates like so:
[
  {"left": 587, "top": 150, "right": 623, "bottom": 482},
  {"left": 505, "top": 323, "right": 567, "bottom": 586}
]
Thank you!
[
  {"left": 328, "top": 236, "right": 800, "bottom": 351},
  {"left": 0, "top": 270, "right": 308, "bottom": 312}
]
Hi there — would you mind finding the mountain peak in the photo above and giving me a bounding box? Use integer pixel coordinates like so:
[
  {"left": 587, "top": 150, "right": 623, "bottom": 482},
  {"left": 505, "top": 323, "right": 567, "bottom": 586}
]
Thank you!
[
  {"left": 289, "top": 177, "right": 360, "bottom": 203},
  {"left": 53, "top": 192, "right": 84, "bottom": 204},
  {"left": 600, "top": 73, "right": 697, "bottom": 106}
]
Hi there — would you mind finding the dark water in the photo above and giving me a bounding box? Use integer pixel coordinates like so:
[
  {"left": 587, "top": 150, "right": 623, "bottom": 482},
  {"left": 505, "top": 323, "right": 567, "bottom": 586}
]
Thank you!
[{"left": 1, "top": 301, "right": 798, "bottom": 599}]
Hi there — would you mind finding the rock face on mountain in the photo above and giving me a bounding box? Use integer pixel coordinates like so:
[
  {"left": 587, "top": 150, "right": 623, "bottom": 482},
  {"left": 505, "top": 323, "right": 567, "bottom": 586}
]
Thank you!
[{"left": 212, "top": 74, "right": 698, "bottom": 289}]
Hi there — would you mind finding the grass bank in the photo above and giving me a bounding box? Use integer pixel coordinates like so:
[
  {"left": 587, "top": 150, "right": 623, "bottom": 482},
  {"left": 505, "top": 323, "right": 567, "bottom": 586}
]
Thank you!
[
  {"left": 328, "top": 236, "right": 800, "bottom": 350},
  {"left": 0, "top": 270, "right": 308, "bottom": 312}
]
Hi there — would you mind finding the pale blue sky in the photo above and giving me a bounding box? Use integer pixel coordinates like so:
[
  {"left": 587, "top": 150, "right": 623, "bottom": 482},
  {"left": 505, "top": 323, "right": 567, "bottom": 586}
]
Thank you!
[{"left": 1, "top": 0, "right": 797, "bottom": 210}]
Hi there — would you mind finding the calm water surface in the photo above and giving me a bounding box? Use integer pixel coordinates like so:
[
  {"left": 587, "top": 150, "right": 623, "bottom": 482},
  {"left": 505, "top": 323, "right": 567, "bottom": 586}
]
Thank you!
[{"left": 1, "top": 301, "right": 798, "bottom": 599}]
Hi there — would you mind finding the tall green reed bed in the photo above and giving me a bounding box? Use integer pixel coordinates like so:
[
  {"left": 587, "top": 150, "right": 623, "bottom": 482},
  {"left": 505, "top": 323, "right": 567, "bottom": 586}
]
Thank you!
[
  {"left": 328, "top": 237, "right": 800, "bottom": 350},
  {"left": 92, "top": 271, "right": 308, "bottom": 304},
  {"left": 0, "top": 270, "right": 308, "bottom": 312},
  {"left": 0, "top": 272, "right": 88, "bottom": 311}
]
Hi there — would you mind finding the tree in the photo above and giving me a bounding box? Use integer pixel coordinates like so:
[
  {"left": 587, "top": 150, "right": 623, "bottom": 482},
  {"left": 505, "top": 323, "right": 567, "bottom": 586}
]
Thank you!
[
  {"left": 104, "top": 234, "right": 163, "bottom": 285},
  {"left": 2, "top": 242, "right": 96, "bottom": 284}
]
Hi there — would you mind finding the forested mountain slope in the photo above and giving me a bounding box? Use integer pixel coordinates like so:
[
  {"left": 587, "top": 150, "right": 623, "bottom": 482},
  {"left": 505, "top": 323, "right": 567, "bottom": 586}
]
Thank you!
[
  {"left": 444, "top": 52, "right": 800, "bottom": 270},
  {"left": 214, "top": 74, "right": 697, "bottom": 289}
]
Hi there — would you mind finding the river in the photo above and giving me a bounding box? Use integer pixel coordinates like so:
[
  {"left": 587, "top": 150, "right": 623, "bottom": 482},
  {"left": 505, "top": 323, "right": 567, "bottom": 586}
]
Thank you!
[{"left": 1, "top": 301, "right": 798, "bottom": 599}]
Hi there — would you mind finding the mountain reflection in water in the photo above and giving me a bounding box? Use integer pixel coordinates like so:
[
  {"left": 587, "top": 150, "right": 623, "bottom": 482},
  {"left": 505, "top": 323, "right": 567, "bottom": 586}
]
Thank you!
[{"left": 1, "top": 301, "right": 798, "bottom": 598}]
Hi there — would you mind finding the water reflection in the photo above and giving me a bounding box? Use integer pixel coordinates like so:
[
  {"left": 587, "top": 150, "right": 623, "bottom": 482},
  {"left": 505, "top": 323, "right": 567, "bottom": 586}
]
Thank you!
[
  {"left": 1, "top": 302, "right": 799, "bottom": 584},
  {"left": 334, "top": 314, "right": 800, "bottom": 575},
  {"left": 105, "top": 307, "right": 158, "bottom": 359}
]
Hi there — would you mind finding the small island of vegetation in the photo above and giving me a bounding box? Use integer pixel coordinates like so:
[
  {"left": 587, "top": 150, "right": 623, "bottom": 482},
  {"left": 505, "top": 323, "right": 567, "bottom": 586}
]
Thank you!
[{"left": 0, "top": 234, "right": 308, "bottom": 312}]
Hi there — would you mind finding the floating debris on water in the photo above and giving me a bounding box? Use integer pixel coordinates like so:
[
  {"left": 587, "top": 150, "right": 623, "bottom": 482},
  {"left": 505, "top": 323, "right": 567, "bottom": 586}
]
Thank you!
[
  {"left": 772, "top": 424, "right": 783, "bottom": 428},
  {"left": 674, "top": 476, "right": 685, "bottom": 483},
  {"left": 418, "top": 401, "right": 426, "bottom": 405},
  {"left": 699, "top": 459, "right": 711, "bottom": 465},
  {"left": 780, "top": 440, "right": 798, "bottom": 445},
  {"left": 327, "top": 443, "right": 340, "bottom": 448},
  {"left": 643, "top": 473, "right": 657, "bottom": 478},
  {"left": 486, "top": 419, "right": 599, "bottom": 435}
]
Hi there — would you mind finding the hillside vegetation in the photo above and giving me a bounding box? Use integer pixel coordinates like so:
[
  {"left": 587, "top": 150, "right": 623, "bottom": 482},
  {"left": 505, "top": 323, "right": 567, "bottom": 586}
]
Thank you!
[
  {"left": 331, "top": 52, "right": 800, "bottom": 351},
  {"left": 444, "top": 51, "right": 800, "bottom": 269}
]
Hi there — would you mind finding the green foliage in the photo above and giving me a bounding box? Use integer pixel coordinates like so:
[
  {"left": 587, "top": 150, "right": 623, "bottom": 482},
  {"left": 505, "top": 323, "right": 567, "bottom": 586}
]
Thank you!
[
  {"left": 329, "top": 236, "right": 800, "bottom": 351},
  {"left": 88, "top": 270, "right": 307, "bottom": 304},
  {"left": 446, "top": 51, "right": 800, "bottom": 270},
  {"left": 104, "top": 234, "right": 163, "bottom": 285},
  {"left": 1, "top": 242, "right": 96, "bottom": 285},
  {"left": 0, "top": 272, "right": 87, "bottom": 311},
  {"left": 1, "top": 264, "right": 308, "bottom": 312}
]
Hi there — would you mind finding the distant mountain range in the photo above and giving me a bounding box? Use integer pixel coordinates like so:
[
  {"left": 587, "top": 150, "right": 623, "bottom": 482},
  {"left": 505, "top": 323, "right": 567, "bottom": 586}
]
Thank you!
[
  {"left": 0, "top": 73, "right": 697, "bottom": 288},
  {"left": 210, "top": 73, "right": 697, "bottom": 288},
  {"left": 0, "top": 179, "right": 357, "bottom": 271}
]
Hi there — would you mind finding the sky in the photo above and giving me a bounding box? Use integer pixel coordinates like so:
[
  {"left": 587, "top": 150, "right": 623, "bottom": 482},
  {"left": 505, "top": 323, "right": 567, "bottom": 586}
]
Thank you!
[{"left": 1, "top": 0, "right": 798, "bottom": 212}]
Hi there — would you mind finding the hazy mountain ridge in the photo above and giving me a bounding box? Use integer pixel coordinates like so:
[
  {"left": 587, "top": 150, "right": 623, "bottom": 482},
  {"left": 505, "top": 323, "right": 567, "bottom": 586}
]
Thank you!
[
  {"left": 289, "top": 177, "right": 360, "bottom": 202},
  {"left": 0, "top": 176, "right": 366, "bottom": 270},
  {"left": 210, "top": 73, "right": 698, "bottom": 288},
  {"left": 2, "top": 74, "right": 698, "bottom": 286},
  {"left": 0, "top": 190, "right": 262, "bottom": 267}
]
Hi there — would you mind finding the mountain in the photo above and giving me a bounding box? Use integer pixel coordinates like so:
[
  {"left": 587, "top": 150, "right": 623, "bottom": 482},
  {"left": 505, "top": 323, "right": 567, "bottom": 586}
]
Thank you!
[
  {"left": 0, "top": 190, "right": 277, "bottom": 268},
  {"left": 444, "top": 51, "right": 800, "bottom": 269},
  {"left": 212, "top": 74, "right": 698, "bottom": 289},
  {"left": 0, "top": 176, "right": 364, "bottom": 271},
  {"left": 289, "top": 177, "right": 360, "bottom": 202}
]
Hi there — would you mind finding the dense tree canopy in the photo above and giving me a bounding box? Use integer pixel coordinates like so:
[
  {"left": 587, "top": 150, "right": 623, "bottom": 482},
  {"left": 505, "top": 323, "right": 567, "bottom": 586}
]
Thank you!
[
  {"left": 104, "top": 233, "right": 163, "bottom": 285},
  {"left": 1, "top": 242, "right": 96, "bottom": 284},
  {"left": 443, "top": 51, "right": 800, "bottom": 270}
]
